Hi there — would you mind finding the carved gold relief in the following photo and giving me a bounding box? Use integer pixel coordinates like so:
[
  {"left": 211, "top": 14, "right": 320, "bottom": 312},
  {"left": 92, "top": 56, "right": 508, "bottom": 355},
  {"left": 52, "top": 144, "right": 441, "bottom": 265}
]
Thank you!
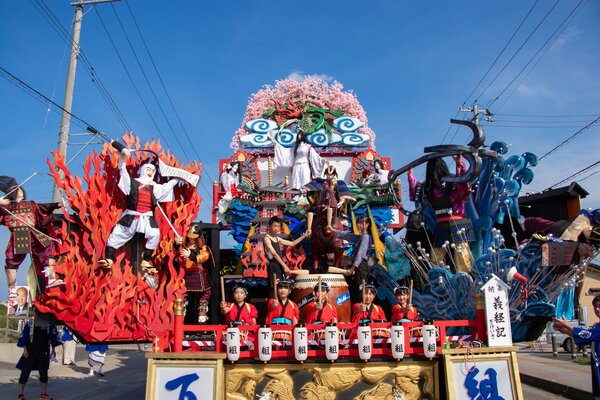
[{"left": 225, "top": 362, "right": 438, "bottom": 400}]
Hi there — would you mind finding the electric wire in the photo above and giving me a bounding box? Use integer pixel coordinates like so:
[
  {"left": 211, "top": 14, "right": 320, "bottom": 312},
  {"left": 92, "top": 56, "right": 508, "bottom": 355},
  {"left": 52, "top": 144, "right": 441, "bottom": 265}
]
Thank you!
[
  {"left": 548, "top": 160, "right": 600, "bottom": 189},
  {"left": 494, "top": 1, "right": 587, "bottom": 113},
  {"left": 537, "top": 115, "right": 600, "bottom": 161},
  {"left": 0, "top": 66, "right": 96, "bottom": 132},
  {"left": 442, "top": 2, "right": 540, "bottom": 144},
  {"left": 487, "top": 0, "right": 586, "bottom": 108},
  {"left": 494, "top": 113, "right": 598, "bottom": 118},
  {"left": 124, "top": 1, "right": 216, "bottom": 186},
  {"left": 94, "top": 7, "right": 177, "bottom": 154},
  {"left": 465, "top": 0, "right": 540, "bottom": 105},
  {"left": 30, "top": 0, "right": 131, "bottom": 131},
  {"left": 475, "top": 0, "right": 560, "bottom": 103},
  {"left": 109, "top": 4, "right": 190, "bottom": 161},
  {"left": 123, "top": 0, "right": 216, "bottom": 201}
]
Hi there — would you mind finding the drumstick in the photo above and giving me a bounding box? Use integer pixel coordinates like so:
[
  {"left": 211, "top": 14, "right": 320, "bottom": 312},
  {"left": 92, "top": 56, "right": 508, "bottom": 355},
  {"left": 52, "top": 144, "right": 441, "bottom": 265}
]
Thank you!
[
  {"left": 220, "top": 277, "right": 226, "bottom": 304},
  {"left": 317, "top": 275, "right": 322, "bottom": 306},
  {"left": 409, "top": 279, "right": 414, "bottom": 306},
  {"left": 273, "top": 274, "right": 278, "bottom": 300},
  {"left": 362, "top": 279, "right": 366, "bottom": 305}
]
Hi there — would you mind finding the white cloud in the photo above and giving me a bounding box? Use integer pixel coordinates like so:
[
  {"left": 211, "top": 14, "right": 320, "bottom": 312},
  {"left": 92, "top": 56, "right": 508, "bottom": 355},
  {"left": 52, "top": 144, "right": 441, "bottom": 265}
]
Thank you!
[
  {"left": 288, "top": 70, "right": 334, "bottom": 83},
  {"left": 515, "top": 83, "right": 559, "bottom": 102},
  {"left": 549, "top": 26, "right": 582, "bottom": 54}
]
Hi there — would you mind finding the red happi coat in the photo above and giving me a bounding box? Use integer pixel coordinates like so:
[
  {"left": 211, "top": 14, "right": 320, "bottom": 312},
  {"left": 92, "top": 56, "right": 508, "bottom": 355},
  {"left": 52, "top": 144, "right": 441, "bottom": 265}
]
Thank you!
[
  {"left": 224, "top": 302, "right": 257, "bottom": 325},
  {"left": 351, "top": 303, "right": 387, "bottom": 323},
  {"left": 305, "top": 301, "right": 338, "bottom": 324},
  {"left": 265, "top": 298, "right": 299, "bottom": 325},
  {"left": 391, "top": 304, "right": 419, "bottom": 322}
]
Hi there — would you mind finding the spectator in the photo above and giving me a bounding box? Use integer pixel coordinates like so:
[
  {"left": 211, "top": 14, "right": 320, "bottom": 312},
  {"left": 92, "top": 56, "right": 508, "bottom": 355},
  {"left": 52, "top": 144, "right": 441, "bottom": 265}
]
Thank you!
[
  {"left": 553, "top": 294, "right": 600, "bottom": 398},
  {"left": 16, "top": 319, "right": 60, "bottom": 400},
  {"left": 61, "top": 326, "right": 77, "bottom": 366},
  {"left": 85, "top": 344, "right": 109, "bottom": 377}
]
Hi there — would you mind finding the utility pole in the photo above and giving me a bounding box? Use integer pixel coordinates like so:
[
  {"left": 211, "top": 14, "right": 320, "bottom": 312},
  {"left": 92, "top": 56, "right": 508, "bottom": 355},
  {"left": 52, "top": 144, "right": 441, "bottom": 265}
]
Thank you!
[
  {"left": 460, "top": 103, "right": 494, "bottom": 126},
  {"left": 52, "top": 0, "right": 121, "bottom": 203}
]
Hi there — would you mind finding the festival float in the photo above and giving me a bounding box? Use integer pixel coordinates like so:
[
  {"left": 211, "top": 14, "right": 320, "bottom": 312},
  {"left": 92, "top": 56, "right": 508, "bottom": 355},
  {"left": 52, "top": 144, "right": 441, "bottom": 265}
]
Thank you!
[{"left": 5, "top": 77, "right": 599, "bottom": 399}]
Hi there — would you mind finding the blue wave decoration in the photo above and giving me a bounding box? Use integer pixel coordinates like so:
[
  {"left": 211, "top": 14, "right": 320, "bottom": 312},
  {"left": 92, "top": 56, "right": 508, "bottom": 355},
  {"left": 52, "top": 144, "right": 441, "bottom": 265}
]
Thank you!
[
  {"left": 276, "top": 129, "right": 296, "bottom": 147},
  {"left": 333, "top": 116, "right": 363, "bottom": 132},
  {"left": 239, "top": 133, "right": 273, "bottom": 147},
  {"left": 306, "top": 129, "right": 330, "bottom": 146},
  {"left": 245, "top": 118, "right": 278, "bottom": 133},
  {"left": 341, "top": 133, "right": 370, "bottom": 146}
]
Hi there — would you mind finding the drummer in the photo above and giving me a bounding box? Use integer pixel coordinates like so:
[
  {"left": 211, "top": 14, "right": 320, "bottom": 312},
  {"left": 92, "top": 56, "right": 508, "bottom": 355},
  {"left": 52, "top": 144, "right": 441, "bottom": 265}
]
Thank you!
[
  {"left": 265, "top": 277, "right": 299, "bottom": 325},
  {"left": 351, "top": 283, "right": 387, "bottom": 324},
  {"left": 391, "top": 286, "right": 419, "bottom": 322},
  {"left": 220, "top": 284, "right": 258, "bottom": 326},
  {"left": 305, "top": 282, "right": 339, "bottom": 324}
]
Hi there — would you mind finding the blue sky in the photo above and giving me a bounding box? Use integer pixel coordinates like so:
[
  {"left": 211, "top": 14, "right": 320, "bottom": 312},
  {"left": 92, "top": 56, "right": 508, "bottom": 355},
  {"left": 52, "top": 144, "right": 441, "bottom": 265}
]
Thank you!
[{"left": 1, "top": 1, "right": 599, "bottom": 295}]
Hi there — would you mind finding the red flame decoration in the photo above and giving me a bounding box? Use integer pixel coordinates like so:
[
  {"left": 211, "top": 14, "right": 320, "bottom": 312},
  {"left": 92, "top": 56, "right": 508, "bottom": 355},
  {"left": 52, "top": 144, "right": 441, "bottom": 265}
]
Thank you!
[{"left": 36, "top": 133, "right": 201, "bottom": 348}]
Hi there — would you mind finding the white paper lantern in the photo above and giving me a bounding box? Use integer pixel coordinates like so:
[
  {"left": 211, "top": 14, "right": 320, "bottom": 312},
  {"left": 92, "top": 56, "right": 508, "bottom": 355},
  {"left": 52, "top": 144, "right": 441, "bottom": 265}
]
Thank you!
[
  {"left": 258, "top": 325, "right": 272, "bottom": 363},
  {"left": 226, "top": 324, "right": 241, "bottom": 362},
  {"left": 422, "top": 320, "right": 437, "bottom": 359},
  {"left": 357, "top": 323, "right": 372, "bottom": 361},
  {"left": 325, "top": 323, "right": 339, "bottom": 362},
  {"left": 294, "top": 324, "right": 308, "bottom": 362},
  {"left": 391, "top": 323, "right": 405, "bottom": 360}
]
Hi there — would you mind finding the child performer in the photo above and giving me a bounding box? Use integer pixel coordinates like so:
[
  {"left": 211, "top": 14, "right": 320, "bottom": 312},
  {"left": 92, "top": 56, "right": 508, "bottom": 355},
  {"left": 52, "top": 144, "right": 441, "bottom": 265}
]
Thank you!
[
  {"left": 328, "top": 215, "right": 373, "bottom": 302},
  {"left": 263, "top": 216, "right": 308, "bottom": 293},
  {"left": 391, "top": 286, "right": 419, "bottom": 322},
  {"left": 265, "top": 277, "right": 299, "bottom": 325},
  {"left": 305, "top": 282, "right": 338, "bottom": 324},
  {"left": 351, "top": 283, "right": 387, "bottom": 324},
  {"left": 220, "top": 285, "right": 258, "bottom": 326}
]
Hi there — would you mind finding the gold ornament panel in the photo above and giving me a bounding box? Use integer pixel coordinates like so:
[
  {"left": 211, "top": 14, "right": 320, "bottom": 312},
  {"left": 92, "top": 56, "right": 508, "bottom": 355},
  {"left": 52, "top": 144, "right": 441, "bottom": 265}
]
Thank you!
[{"left": 225, "top": 361, "right": 438, "bottom": 400}]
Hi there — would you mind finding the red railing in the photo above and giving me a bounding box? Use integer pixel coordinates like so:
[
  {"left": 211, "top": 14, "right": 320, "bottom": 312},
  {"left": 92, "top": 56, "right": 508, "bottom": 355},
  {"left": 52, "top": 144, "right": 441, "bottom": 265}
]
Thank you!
[{"left": 170, "top": 319, "right": 484, "bottom": 360}]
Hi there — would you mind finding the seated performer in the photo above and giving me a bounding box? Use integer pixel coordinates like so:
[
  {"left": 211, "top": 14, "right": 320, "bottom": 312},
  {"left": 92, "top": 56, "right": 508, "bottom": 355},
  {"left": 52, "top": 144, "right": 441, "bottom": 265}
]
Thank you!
[
  {"left": 220, "top": 284, "right": 258, "bottom": 326},
  {"left": 305, "top": 282, "right": 338, "bottom": 324},
  {"left": 391, "top": 286, "right": 419, "bottom": 322},
  {"left": 174, "top": 224, "right": 212, "bottom": 324},
  {"left": 98, "top": 151, "right": 180, "bottom": 273},
  {"left": 351, "top": 283, "right": 387, "bottom": 324},
  {"left": 0, "top": 175, "right": 64, "bottom": 291},
  {"left": 263, "top": 216, "right": 308, "bottom": 294},
  {"left": 265, "top": 277, "right": 299, "bottom": 325}
]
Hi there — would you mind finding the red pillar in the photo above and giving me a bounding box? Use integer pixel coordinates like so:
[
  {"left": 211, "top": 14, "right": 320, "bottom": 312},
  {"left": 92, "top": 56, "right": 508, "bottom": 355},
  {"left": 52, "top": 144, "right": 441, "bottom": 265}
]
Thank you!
[{"left": 174, "top": 298, "right": 184, "bottom": 352}]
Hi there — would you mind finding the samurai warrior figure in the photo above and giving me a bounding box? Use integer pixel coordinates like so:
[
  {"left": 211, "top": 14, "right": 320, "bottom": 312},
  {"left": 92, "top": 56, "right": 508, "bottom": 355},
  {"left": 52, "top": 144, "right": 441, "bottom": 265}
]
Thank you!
[{"left": 0, "top": 176, "right": 64, "bottom": 291}]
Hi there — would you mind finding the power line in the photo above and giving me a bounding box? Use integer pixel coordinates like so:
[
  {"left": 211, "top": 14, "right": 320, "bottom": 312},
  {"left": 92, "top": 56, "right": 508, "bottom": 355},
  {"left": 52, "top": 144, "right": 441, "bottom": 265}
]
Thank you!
[
  {"left": 30, "top": 0, "right": 132, "bottom": 131},
  {"left": 548, "top": 160, "right": 600, "bottom": 189},
  {"left": 494, "top": 1, "right": 588, "bottom": 113},
  {"left": 494, "top": 113, "right": 599, "bottom": 118},
  {"left": 109, "top": 3, "right": 190, "bottom": 161},
  {"left": 492, "top": 119, "right": 597, "bottom": 124},
  {"left": 487, "top": 0, "right": 586, "bottom": 107},
  {"left": 123, "top": 0, "right": 215, "bottom": 200},
  {"left": 483, "top": 124, "right": 594, "bottom": 129},
  {"left": 0, "top": 66, "right": 96, "bottom": 132},
  {"left": 475, "top": 0, "right": 560, "bottom": 102},
  {"left": 463, "top": 0, "right": 540, "bottom": 105},
  {"left": 578, "top": 169, "right": 600, "bottom": 183},
  {"left": 537, "top": 115, "right": 600, "bottom": 161},
  {"left": 94, "top": 7, "right": 177, "bottom": 153},
  {"left": 445, "top": 1, "right": 542, "bottom": 144}
]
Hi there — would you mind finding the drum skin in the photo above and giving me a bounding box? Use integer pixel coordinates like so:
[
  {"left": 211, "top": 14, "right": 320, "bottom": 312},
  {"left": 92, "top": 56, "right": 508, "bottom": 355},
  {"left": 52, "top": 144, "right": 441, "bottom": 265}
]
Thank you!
[{"left": 292, "top": 274, "right": 351, "bottom": 323}]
